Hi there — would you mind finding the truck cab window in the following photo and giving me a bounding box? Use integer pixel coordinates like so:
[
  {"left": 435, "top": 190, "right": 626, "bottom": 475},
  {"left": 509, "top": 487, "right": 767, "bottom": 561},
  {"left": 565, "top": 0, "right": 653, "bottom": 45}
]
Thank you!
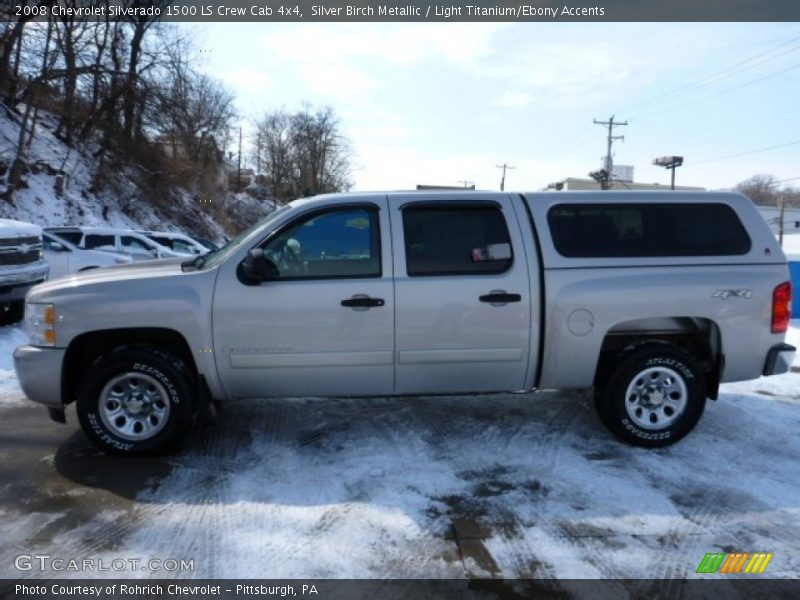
[
  {"left": 121, "top": 236, "right": 155, "bottom": 256},
  {"left": 402, "top": 204, "right": 513, "bottom": 276},
  {"left": 83, "top": 234, "right": 116, "bottom": 251},
  {"left": 260, "top": 207, "right": 381, "bottom": 279}
]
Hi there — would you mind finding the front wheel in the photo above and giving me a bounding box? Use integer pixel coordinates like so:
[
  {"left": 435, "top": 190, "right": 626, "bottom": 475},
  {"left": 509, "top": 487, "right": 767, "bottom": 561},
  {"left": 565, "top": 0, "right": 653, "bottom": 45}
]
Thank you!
[
  {"left": 76, "top": 347, "right": 195, "bottom": 455},
  {"left": 595, "top": 344, "right": 706, "bottom": 447}
]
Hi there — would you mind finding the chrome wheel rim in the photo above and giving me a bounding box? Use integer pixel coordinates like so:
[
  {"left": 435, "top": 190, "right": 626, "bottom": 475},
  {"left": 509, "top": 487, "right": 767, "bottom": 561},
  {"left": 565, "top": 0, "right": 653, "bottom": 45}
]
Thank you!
[
  {"left": 99, "top": 372, "right": 171, "bottom": 440},
  {"left": 624, "top": 366, "right": 688, "bottom": 430}
]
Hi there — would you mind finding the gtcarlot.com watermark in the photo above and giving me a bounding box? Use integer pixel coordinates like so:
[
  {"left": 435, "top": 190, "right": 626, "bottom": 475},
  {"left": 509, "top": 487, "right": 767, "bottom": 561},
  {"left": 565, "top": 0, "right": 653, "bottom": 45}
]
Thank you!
[{"left": 15, "top": 554, "right": 194, "bottom": 573}]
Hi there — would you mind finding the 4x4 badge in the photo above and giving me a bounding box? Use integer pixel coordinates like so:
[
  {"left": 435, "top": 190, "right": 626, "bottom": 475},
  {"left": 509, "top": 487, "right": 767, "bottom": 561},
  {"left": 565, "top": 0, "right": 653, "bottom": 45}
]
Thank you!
[{"left": 712, "top": 289, "right": 753, "bottom": 300}]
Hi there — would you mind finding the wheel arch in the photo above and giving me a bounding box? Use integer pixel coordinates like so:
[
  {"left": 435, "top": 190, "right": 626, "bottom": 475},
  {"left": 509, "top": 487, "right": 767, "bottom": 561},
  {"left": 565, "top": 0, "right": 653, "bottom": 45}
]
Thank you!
[
  {"left": 593, "top": 317, "right": 723, "bottom": 400},
  {"left": 62, "top": 327, "right": 199, "bottom": 407}
]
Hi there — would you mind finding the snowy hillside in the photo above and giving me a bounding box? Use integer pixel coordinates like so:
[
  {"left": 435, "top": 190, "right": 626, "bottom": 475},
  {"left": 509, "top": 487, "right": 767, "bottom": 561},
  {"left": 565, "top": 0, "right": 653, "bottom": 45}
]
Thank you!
[{"left": 0, "top": 106, "right": 269, "bottom": 241}]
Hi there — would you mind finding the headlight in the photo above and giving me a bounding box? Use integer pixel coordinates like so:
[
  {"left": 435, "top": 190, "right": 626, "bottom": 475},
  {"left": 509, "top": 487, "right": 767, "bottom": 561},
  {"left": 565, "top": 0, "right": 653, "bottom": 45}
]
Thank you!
[{"left": 26, "top": 303, "right": 56, "bottom": 347}]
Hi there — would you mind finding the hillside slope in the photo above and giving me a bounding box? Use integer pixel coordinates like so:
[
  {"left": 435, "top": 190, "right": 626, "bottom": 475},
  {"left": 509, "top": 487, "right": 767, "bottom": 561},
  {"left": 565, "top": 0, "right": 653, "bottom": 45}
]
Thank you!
[{"left": 0, "top": 106, "right": 268, "bottom": 241}]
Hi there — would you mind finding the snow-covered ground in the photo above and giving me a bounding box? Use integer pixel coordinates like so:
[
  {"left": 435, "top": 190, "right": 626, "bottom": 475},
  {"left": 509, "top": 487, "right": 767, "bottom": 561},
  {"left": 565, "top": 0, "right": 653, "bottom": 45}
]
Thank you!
[
  {"left": 0, "top": 324, "right": 798, "bottom": 580},
  {"left": 782, "top": 233, "right": 800, "bottom": 259},
  {"left": 0, "top": 325, "right": 27, "bottom": 402}
]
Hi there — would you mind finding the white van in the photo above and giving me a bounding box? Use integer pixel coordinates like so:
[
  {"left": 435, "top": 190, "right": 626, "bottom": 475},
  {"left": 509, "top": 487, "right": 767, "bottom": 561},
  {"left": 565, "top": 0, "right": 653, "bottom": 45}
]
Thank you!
[
  {"left": 44, "top": 227, "right": 190, "bottom": 261},
  {"left": 136, "top": 230, "right": 209, "bottom": 255},
  {"left": 43, "top": 231, "right": 133, "bottom": 279}
]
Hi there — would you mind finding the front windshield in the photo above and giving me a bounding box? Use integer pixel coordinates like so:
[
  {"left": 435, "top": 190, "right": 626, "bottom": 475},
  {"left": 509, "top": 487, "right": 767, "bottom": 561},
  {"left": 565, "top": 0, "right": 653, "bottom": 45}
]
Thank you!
[{"left": 194, "top": 204, "right": 293, "bottom": 270}]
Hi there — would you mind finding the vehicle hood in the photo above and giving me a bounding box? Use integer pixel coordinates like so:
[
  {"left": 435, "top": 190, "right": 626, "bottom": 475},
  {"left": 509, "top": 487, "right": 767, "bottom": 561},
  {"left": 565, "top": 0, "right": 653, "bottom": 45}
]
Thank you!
[
  {"left": 0, "top": 219, "right": 42, "bottom": 237},
  {"left": 29, "top": 257, "right": 188, "bottom": 299}
]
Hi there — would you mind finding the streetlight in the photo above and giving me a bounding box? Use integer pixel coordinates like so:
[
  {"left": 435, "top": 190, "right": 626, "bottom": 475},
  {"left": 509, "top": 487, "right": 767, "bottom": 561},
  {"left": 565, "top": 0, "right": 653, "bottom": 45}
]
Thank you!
[{"left": 653, "top": 156, "right": 684, "bottom": 190}]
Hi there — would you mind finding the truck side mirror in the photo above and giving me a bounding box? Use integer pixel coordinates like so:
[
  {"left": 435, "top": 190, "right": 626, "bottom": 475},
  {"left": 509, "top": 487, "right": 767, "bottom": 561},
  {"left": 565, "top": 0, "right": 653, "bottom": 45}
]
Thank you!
[
  {"left": 238, "top": 248, "right": 279, "bottom": 285},
  {"left": 49, "top": 241, "right": 67, "bottom": 252}
]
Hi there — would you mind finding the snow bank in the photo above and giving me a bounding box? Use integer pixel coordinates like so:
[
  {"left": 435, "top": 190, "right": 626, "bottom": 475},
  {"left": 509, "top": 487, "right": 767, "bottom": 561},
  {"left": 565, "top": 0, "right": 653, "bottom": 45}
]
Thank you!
[
  {"left": 781, "top": 234, "right": 800, "bottom": 259},
  {"left": 0, "top": 325, "right": 26, "bottom": 403}
]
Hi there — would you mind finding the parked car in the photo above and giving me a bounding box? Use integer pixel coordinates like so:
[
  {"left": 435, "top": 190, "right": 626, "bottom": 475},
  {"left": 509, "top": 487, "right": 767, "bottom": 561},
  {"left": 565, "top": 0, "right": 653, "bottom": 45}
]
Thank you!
[
  {"left": 136, "top": 230, "right": 209, "bottom": 255},
  {"left": 0, "top": 219, "right": 49, "bottom": 324},
  {"left": 44, "top": 227, "right": 189, "bottom": 261},
  {"left": 15, "top": 191, "right": 795, "bottom": 455},
  {"left": 43, "top": 231, "right": 133, "bottom": 279},
  {"left": 193, "top": 237, "right": 220, "bottom": 252}
]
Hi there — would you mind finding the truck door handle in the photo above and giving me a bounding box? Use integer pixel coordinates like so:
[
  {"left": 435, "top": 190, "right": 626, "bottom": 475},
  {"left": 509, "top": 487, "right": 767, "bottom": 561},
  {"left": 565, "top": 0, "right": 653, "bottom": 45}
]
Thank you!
[
  {"left": 341, "top": 297, "right": 385, "bottom": 308},
  {"left": 479, "top": 292, "right": 521, "bottom": 304}
]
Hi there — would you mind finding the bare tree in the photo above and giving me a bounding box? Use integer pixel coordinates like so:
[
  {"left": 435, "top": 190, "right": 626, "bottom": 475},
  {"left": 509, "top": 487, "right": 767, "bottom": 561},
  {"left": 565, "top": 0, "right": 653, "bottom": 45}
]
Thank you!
[
  {"left": 254, "top": 105, "right": 352, "bottom": 203},
  {"left": 253, "top": 109, "right": 293, "bottom": 200},
  {"left": 4, "top": 13, "right": 55, "bottom": 202},
  {"left": 147, "top": 31, "right": 235, "bottom": 163},
  {"left": 0, "top": 4, "right": 41, "bottom": 102},
  {"left": 736, "top": 174, "right": 781, "bottom": 206}
]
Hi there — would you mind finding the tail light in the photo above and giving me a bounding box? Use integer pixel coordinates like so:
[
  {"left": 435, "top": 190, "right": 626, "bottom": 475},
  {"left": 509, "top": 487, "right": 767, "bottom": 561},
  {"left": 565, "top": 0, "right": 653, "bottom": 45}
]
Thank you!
[{"left": 771, "top": 281, "right": 792, "bottom": 334}]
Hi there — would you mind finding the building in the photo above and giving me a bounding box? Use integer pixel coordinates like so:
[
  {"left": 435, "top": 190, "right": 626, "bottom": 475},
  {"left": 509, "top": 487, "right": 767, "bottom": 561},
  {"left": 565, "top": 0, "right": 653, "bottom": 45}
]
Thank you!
[
  {"left": 546, "top": 177, "right": 706, "bottom": 191},
  {"left": 226, "top": 166, "right": 257, "bottom": 190},
  {"left": 546, "top": 165, "right": 705, "bottom": 192}
]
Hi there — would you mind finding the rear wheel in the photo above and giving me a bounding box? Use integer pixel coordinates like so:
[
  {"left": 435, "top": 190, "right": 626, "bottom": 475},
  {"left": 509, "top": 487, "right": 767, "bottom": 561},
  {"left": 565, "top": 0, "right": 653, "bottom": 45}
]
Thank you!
[
  {"left": 76, "top": 347, "right": 195, "bottom": 455},
  {"left": 595, "top": 344, "right": 706, "bottom": 447}
]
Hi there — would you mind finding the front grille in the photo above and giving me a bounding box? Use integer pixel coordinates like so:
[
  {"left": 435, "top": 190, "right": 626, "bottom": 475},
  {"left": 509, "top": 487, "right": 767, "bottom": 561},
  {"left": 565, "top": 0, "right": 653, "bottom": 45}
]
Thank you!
[
  {"left": 0, "top": 236, "right": 39, "bottom": 247},
  {"left": 0, "top": 244, "right": 42, "bottom": 267}
]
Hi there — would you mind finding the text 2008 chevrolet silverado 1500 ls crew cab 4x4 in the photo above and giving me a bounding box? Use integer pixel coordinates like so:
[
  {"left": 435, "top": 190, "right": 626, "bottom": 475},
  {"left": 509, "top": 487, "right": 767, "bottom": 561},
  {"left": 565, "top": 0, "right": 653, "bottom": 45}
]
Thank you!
[{"left": 13, "top": 191, "right": 796, "bottom": 454}]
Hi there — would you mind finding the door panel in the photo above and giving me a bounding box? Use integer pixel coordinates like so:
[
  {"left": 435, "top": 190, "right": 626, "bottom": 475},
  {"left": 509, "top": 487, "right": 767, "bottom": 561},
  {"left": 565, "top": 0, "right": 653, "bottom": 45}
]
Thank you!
[
  {"left": 389, "top": 194, "right": 532, "bottom": 394},
  {"left": 42, "top": 235, "right": 70, "bottom": 279},
  {"left": 212, "top": 198, "right": 394, "bottom": 398}
]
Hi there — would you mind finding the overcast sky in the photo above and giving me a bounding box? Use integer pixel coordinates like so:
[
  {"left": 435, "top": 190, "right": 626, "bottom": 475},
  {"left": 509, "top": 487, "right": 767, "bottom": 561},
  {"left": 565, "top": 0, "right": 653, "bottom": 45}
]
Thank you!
[{"left": 188, "top": 22, "right": 800, "bottom": 192}]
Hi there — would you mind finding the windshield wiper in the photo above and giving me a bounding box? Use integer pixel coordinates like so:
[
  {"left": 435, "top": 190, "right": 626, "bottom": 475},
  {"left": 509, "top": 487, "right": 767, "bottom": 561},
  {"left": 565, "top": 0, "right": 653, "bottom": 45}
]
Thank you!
[{"left": 182, "top": 247, "right": 220, "bottom": 271}]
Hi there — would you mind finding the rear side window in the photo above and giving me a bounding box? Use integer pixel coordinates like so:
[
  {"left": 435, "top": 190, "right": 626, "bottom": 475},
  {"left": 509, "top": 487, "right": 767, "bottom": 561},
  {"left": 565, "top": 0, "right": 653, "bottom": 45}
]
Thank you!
[
  {"left": 83, "top": 234, "right": 116, "bottom": 251},
  {"left": 121, "top": 236, "right": 154, "bottom": 256},
  {"left": 547, "top": 203, "right": 751, "bottom": 258},
  {"left": 51, "top": 231, "right": 81, "bottom": 244},
  {"left": 403, "top": 203, "right": 513, "bottom": 276}
]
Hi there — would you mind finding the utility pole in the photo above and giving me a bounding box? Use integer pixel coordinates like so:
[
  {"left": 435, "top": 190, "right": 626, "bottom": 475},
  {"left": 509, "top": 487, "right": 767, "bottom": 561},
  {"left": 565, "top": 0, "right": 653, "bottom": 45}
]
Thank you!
[
  {"left": 458, "top": 180, "right": 474, "bottom": 189},
  {"left": 237, "top": 126, "right": 242, "bottom": 192},
  {"left": 255, "top": 132, "right": 262, "bottom": 179},
  {"left": 593, "top": 115, "right": 627, "bottom": 190},
  {"left": 495, "top": 163, "right": 515, "bottom": 191}
]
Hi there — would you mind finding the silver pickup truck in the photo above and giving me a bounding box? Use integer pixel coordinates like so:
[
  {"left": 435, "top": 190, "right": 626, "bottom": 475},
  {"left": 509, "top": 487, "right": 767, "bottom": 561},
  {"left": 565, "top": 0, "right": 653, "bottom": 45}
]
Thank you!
[
  {"left": 0, "top": 219, "right": 49, "bottom": 324},
  {"left": 13, "top": 191, "right": 795, "bottom": 454}
]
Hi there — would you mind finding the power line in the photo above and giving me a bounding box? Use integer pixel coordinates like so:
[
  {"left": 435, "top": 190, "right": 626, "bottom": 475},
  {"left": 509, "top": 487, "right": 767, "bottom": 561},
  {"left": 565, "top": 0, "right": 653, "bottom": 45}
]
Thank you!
[
  {"left": 537, "top": 36, "right": 800, "bottom": 168},
  {"left": 634, "top": 60, "right": 800, "bottom": 121},
  {"left": 685, "top": 139, "right": 800, "bottom": 167},
  {"left": 625, "top": 35, "right": 800, "bottom": 116}
]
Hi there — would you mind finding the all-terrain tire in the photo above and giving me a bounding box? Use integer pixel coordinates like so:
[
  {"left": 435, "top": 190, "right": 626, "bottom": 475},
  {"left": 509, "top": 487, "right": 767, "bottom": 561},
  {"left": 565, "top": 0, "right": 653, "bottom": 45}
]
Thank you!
[
  {"left": 595, "top": 343, "right": 706, "bottom": 448},
  {"left": 76, "top": 347, "right": 195, "bottom": 455}
]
